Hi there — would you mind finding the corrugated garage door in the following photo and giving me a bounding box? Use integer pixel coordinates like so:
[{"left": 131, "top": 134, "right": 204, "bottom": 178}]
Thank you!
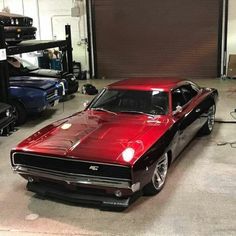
[{"left": 92, "top": 0, "right": 222, "bottom": 78}]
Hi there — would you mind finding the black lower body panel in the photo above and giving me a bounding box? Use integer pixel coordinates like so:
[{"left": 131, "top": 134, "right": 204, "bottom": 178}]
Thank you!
[
  {"left": 27, "top": 181, "right": 131, "bottom": 209},
  {"left": 0, "top": 116, "right": 15, "bottom": 135}
]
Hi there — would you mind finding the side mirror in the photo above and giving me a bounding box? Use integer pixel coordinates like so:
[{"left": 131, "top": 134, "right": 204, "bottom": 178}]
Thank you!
[
  {"left": 83, "top": 101, "right": 90, "bottom": 108},
  {"left": 173, "top": 105, "right": 182, "bottom": 115}
]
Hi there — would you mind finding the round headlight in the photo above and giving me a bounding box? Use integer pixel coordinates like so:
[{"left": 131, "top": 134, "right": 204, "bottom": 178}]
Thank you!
[
  {"left": 11, "top": 18, "right": 15, "bottom": 25},
  {"left": 71, "top": 76, "right": 76, "bottom": 81},
  {"left": 61, "top": 123, "right": 72, "bottom": 130},
  {"left": 15, "top": 19, "right": 19, "bottom": 25},
  {"left": 6, "top": 109, "right": 11, "bottom": 117},
  {"left": 122, "top": 147, "right": 135, "bottom": 162}
]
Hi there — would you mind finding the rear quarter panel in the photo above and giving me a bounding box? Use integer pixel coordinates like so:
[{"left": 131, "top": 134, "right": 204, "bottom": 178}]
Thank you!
[{"left": 197, "top": 88, "right": 218, "bottom": 127}]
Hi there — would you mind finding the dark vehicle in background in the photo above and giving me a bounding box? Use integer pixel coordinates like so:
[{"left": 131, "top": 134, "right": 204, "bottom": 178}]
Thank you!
[
  {"left": 8, "top": 57, "right": 79, "bottom": 95},
  {"left": 0, "top": 102, "right": 15, "bottom": 135},
  {"left": 0, "top": 12, "right": 37, "bottom": 45},
  {"left": 9, "top": 77, "right": 64, "bottom": 125}
]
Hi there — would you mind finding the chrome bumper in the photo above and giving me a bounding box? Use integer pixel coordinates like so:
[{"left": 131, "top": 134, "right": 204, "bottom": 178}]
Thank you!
[{"left": 12, "top": 165, "right": 134, "bottom": 190}]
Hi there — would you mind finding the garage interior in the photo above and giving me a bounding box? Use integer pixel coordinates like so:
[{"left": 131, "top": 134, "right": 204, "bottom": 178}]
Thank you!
[{"left": 0, "top": 0, "right": 236, "bottom": 235}]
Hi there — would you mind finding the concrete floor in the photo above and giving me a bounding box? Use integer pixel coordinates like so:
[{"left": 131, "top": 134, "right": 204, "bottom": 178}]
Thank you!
[{"left": 0, "top": 78, "right": 236, "bottom": 236}]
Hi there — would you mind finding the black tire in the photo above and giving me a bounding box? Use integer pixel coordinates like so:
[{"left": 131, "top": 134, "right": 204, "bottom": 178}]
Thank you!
[
  {"left": 143, "top": 153, "right": 168, "bottom": 196},
  {"left": 199, "top": 104, "right": 216, "bottom": 135},
  {"left": 67, "top": 83, "right": 79, "bottom": 95},
  {"left": 10, "top": 101, "right": 27, "bottom": 125}
]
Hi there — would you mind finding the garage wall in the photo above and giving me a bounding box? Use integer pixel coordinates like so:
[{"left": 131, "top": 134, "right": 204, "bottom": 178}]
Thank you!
[
  {"left": 0, "top": 0, "right": 89, "bottom": 70},
  {"left": 93, "top": 0, "right": 222, "bottom": 79},
  {"left": 1, "top": 0, "right": 236, "bottom": 75}
]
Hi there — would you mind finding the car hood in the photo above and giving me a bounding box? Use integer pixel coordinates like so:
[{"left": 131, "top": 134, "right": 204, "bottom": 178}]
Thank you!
[
  {"left": 29, "top": 69, "right": 61, "bottom": 78},
  {"left": 15, "top": 111, "right": 172, "bottom": 166},
  {"left": 9, "top": 76, "right": 57, "bottom": 90}
]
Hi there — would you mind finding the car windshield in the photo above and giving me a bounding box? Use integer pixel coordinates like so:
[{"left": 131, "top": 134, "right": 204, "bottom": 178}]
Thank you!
[
  {"left": 89, "top": 89, "right": 169, "bottom": 115},
  {"left": 7, "top": 57, "right": 39, "bottom": 72}
]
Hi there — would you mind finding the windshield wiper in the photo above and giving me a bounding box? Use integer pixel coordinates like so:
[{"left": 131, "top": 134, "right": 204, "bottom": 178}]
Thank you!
[{"left": 91, "top": 107, "right": 117, "bottom": 115}]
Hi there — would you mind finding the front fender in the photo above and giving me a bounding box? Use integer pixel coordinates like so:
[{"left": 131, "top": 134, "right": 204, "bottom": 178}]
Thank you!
[
  {"left": 132, "top": 127, "right": 176, "bottom": 189},
  {"left": 9, "top": 86, "right": 46, "bottom": 110}
]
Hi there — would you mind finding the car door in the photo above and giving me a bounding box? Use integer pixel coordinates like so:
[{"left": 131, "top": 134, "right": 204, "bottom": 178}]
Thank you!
[
  {"left": 171, "top": 84, "right": 201, "bottom": 157},
  {"left": 180, "top": 84, "right": 202, "bottom": 138}
]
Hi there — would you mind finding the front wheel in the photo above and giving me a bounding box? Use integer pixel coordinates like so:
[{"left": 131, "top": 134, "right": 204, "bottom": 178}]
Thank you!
[
  {"left": 143, "top": 153, "right": 168, "bottom": 196},
  {"left": 10, "top": 101, "right": 27, "bottom": 125},
  {"left": 199, "top": 104, "right": 216, "bottom": 135}
]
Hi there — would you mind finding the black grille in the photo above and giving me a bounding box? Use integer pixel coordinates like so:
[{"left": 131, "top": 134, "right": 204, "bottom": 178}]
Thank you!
[
  {"left": 12, "top": 152, "right": 131, "bottom": 180},
  {"left": 14, "top": 17, "right": 33, "bottom": 26},
  {"left": 0, "top": 18, "right": 11, "bottom": 25},
  {"left": 46, "top": 90, "right": 56, "bottom": 101}
]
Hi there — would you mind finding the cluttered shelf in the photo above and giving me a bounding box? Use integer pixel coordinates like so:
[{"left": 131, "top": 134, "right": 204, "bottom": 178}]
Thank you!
[{"left": 7, "top": 40, "right": 67, "bottom": 55}]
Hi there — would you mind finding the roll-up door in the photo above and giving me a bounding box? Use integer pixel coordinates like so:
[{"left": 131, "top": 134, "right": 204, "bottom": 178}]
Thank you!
[{"left": 92, "top": 0, "right": 222, "bottom": 78}]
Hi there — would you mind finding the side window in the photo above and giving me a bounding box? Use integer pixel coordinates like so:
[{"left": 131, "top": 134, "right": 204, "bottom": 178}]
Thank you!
[
  {"left": 172, "top": 88, "right": 186, "bottom": 111},
  {"left": 191, "top": 83, "right": 200, "bottom": 93},
  {"left": 181, "top": 85, "right": 198, "bottom": 103}
]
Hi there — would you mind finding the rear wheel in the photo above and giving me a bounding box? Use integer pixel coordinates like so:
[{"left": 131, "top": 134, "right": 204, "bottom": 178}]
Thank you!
[
  {"left": 143, "top": 153, "right": 168, "bottom": 196},
  {"left": 199, "top": 104, "right": 216, "bottom": 135}
]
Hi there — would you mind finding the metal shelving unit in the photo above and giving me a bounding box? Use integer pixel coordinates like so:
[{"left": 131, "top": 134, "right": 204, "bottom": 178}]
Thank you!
[{"left": 0, "top": 24, "right": 73, "bottom": 103}]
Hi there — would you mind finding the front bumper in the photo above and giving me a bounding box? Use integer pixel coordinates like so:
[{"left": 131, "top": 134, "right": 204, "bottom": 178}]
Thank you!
[
  {"left": 12, "top": 166, "right": 140, "bottom": 208},
  {"left": 13, "top": 166, "right": 131, "bottom": 189}
]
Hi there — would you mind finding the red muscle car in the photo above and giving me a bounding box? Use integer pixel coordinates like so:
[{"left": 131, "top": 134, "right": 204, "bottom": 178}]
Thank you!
[{"left": 11, "top": 78, "right": 218, "bottom": 209}]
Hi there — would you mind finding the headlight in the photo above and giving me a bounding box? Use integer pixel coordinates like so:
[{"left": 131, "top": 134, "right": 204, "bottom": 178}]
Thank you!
[
  {"left": 122, "top": 147, "right": 135, "bottom": 162},
  {"left": 70, "top": 76, "right": 76, "bottom": 81},
  {"left": 61, "top": 123, "right": 72, "bottom": 130},
  {"left": 15, "top": 19, "right": 19, "bottom": 25},
  {"left": 6, "top": 109, "right": 11, "bottom": 117},
  {"left": 11, "top": 18, "right": 15, "bottom": 25},
  {"left": 59, "top": 82, "right": 66, "bottom": 96}
]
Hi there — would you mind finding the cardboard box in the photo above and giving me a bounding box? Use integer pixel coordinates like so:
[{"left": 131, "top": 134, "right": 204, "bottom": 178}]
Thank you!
[{"left": 227, "top": 54, "right": 236, "bottom": 78}]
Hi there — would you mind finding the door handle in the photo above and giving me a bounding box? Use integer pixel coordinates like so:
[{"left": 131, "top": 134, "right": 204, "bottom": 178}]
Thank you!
[{"left": 195, "top": 108, "right": 201, "bottom": 113}]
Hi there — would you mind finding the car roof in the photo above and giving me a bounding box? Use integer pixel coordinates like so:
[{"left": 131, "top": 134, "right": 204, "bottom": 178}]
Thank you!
[{"left": 107, "top": 77, "right": 189, "bottom": 91}]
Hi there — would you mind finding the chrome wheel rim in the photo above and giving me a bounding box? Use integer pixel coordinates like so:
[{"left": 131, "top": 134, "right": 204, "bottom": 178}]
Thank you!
[
  {"left": 152, "top": 153, "right": 168, "bottom": 190},
  {"left": 208, "top": 105, "right": 215, "bottom": 131}
]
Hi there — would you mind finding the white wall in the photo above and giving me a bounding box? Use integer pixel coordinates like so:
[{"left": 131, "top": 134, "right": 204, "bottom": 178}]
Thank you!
[
  {"left": 228, "top": 0, "right": 236, "bottom": 57},
  {"left": 0, "top": 0, "right": 88, "bottom": 71}
]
